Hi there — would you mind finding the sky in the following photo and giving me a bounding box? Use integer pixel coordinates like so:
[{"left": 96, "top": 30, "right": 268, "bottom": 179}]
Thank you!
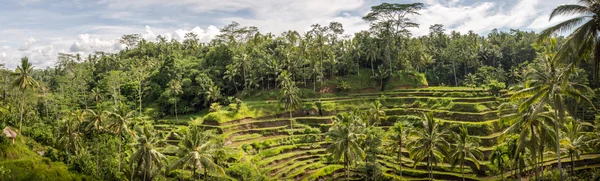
[{"left": 0, "top": 0, "right": 577, "bottom": 69}]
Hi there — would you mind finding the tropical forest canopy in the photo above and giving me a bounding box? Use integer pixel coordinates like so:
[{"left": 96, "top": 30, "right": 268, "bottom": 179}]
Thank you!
[{"left": 0, "top": 2, "right": 599, "bottom": 181}]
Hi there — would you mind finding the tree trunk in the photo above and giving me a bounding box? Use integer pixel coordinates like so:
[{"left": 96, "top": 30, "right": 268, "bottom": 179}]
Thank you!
[
  {"left": 569, "top": 152, "right": 575, "bottom": 178},
  {"left": 345, "top": 153, "right": 349, "bottom": 181},
  {"left": 118, "top": 131, "right": 122, "bottom": 173},
  {"left": 452, "top": 59, "right": 458, "bottom": 86},
  {"left": 174, "top": 99, "right": 178, "bottom": 122},
  {"left": 532, "top": 125, "right": 538, "bottom": 181},
  {"left": 428, "top": 153, "right": 432, "bottom": 181},
  {"left": 461, "top": 154, "right": 465, "bottom": 181},
  {"left": 193, "top": 161, "right": 197, "bottom": 181},
  {"left": 593, "top": 41, "right": 600, "bottom": 85},
  {"left": 19, "top": 93, "right": 24, "bottom": 135},
  {"left": 398, "top": 139, "right": 402, "bottom": 179},
  {"left": 139, "top": 85, "right": 143, "bottom": 115},
  {"left": 556, "top": 109, "right": 564, "bottom": 181}
]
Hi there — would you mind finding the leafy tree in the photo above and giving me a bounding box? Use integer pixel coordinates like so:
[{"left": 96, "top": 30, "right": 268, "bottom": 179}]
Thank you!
[
  {"left": 106, "top": 103, "right": 136, "bottom": 173},
  {"left": 489, "top": 145, "right": 508, "bottom": 181},
  {"left": 167, "top": 79, "right": 183, "bottom": 121},
  {"left": 407, "top": 112, "right": 450, "bottom": 181},
  {"left": 326, "top": 112, "right": 365, "bottom": 181},
  {"left": 277, "top": 70, "right": 301, "bottom": 129},
  {"left": 386, "top": 121, "right": 411, "bottom": 179},
  {"left": 449, "top": 126, "right": 483, "bottom": 181},
  {"left": 11, "top": 57, "right": 39, "bottom": 135},
  {"left": 130, "top": 126, "right": 166, "bottom": 181},
  {"left": 368, "top": 100, "right": 386, "bottom": 126},
  {"left": 170, "top": 126, "right": 225, "bottom": 180},
  {"left": 561, "top": 120, "right": 589, "bottom": 178},
  {"left": 511, "top": 38, "right": 595, "bottom": 179},
  {"left": 539, "top": 0, "right": 600, "bottom": 84},
  {"left": 57, "top": 110, "right": 85, "bottom": 163}
]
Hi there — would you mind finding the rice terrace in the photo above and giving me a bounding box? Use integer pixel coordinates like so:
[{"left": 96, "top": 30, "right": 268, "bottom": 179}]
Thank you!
[{"left": 1, "top": 0, "right": 600, "bottom": 181}]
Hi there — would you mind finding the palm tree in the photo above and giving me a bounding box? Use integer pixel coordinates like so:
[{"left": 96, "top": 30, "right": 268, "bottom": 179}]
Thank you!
[
  {"left": 131, "top": 126, "right": 166, "bottom": 181},
  {"left": 366, "top": 38, "right": 378, "bottom": 75},
  {"left": 449, "top": 126, "right": 483, "bottom": 181},
  {"left": 407, "top": 112, "right": 450, "bottom": 181},
  {"left": 86, "top": 108, "right": 107, "bottom": 177},
  {"left": 368, "top": 100, "right": 386, "bottom": 126},
  {"left": 57, "top": 110, "right": 85, "bottom": 163},
  {"left": 510, "top": 38, "right": 595, "bottom": 179},
  {"left": 489, "top": 145, "right": 508, "bottom": 181},
  {"left": 106, "top": 103, "right": 136, "bottom": 173},
  {"left": 90, "top": 87, "right": 103, "bottom": 108},
  {"left": 561, "top": 120, "right": 589, "bottom": 178},
  {"left": 278, "top": 70, "right": 301, "bottom": 129},
  {"left": 371, "top": 65, "right": 389, "bottom": 91},
  {"left": 169, "top": 126, "right": 224, "bottom": 180},
  {"left": 11, "top": 57, "right": 39, "bottom": 135},
  {"left": 167, "top": 79, "right": 182, "bottom": 122},
  {"left": 203, "top": 85, "right": 222, "bottom": 106},
  {"left": 326, "top": 112, "right": 365, "bottom": 181},
  {"left": 539, "top": 0, "right": 600, "bottom": 84},
  {"left": 386, "top": 121, "right": 411, "bottom": 179}
]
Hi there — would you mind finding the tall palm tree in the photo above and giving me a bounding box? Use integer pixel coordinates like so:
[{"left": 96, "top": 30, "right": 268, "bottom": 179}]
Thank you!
[
  {"left": 169, "top": 126, "right": 224, "bottom": 180},
  {"left": 86, "top": 108, "right": 107, "bottom": 177},
  {"left": 386, "top": 121, "right": 411, "bottom": 179},
  {"left": 407, "top": 112, "right": 450, "bottom": 181},
  {"left": 539, "top": 0, "right": 600, "bottom": 84},
  {"left": 326, "top": 112, "right": 365, "bottom": 181},
  {"left": 278, "top": 70, "right": 301, "bottom": 129},
  {"left": 106, "top": 103, "right": 136, "bottom": 173},
  {"left": 11, "top": 57, "right": 39, "bottom": 135},
  {"left": 366, "top": 38, "right": 378, "bottom": 75},
  {"left": 449, "top": 126, "right": 483, "bottom": 181},
  {"left": 57, "top": 110, "right": 85, "bottom": 163},
  {"left": 167, "top": 79, "right": 182, "bottom": 122},
  {"left": 489, "top": 145, "right": 508, "bottom": 181},
  {"left": 510, "top": 38, "right": 595, "bottom": 179},
  {"left": 131, "top": 126, "right": 166, "bottom": 181}
]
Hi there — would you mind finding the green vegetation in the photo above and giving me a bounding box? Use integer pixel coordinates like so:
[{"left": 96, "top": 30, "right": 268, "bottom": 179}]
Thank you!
[{"left": 1, "top": 1, "right": 600, "bottom": 181}]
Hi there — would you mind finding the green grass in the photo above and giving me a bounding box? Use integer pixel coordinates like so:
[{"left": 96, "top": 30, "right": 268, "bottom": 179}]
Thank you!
[
  {"left": 302, "top": 164, "right": 344, "bottom": 181},
  {"left": 0, "top": 138, "right": 94, "bottom": 181}
]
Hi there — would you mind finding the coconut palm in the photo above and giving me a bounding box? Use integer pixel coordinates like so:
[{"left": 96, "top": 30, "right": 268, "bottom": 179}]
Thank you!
[
  {"left": 538, "top": 0, "right": 600, "bottom": 84},
  {"left": 501, "top": 102, "right": 556, "bottom": 181},
  {"left": 449, "top": 126, "right": 483, "bottom": 181},
  {"left": 407, "top": 112, "right": 451, "bottom": 181},
  {"left": 169, "top": 126, "right": 224, "bottom": 180},
  {"left": 510, "top": 38, "right": 595, "bottom": 179},
  {"left": 106, "top": 102, "right": 136, "bottom": 173},
  {"left": 167, "top": 79, "right": 183, "bottom": 121},
  {"left": 561, "top": 120, "right": 590, "bottom": 178},
  {"left": 368, "top": 100, "right": 386, "bottom": 126},
  {"left": 489, "top": 145, "right": 508, "bottom": 181},
  {"left": 131, "top": 126, "right": 166, "bottom": 181},
  {"left": 57, "top": 110, "right": 85, "bottom": 163},
  {"left": 326, "top": 112, "right": 365, "bottom": 181},
  {"left": 11, "top": 57, "right": 39, "bottom": 135},
  {"left": 278, "top": 70, "right": 301, "bottom": 129},
  {"left": 386, "top": 121, "right": 411, "bottom": 179},
  {"left": 86, "top": 108, "right": 107, "bottom": 176}
]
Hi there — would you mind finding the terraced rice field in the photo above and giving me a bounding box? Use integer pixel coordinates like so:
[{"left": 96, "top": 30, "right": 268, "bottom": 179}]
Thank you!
[{"left": 154, "top": 87, "right": 600, "bottom": 180}]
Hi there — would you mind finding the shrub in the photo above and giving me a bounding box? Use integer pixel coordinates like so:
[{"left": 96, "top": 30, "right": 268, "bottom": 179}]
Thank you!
[
  {"left": 209, "top": 103, "right": 222, "bottom": 112},
  {"left": 336, "top": 80, "right": 351, "bottom": 92},
  {"left": 203, "top": 113, "right": 222, "bottom": 123},
  {"left": 486, "top": 79, "right": 505, "bottom": 96}
]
